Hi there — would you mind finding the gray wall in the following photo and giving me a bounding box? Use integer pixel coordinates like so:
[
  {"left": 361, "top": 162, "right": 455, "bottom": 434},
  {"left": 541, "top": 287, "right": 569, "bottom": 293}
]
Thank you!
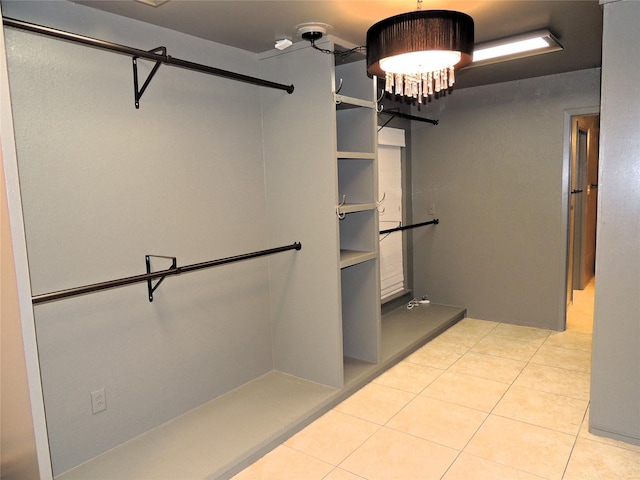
[
  {"left": 4, "top": 1, "right": 281, "bottom": 474},
  {"left": 409, "top": 68, "right": 601, "bottom": 329},
  {"left": 590, "top": 0, "right": 640, "bottom": 446}
]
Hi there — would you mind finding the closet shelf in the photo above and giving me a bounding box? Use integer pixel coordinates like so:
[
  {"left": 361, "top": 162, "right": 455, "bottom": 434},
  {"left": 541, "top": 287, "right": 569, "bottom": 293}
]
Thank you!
[
  {"left": 340, "top": 250, "right": 377, "bottom": 269},
  {"left": 378, "top": 109, "right": 438, "bottom": 126},
  {"left": 333, "top": 93, "right": 375, "bottom": 110},
  {"left": 337, "top": 203, "right": 376, "bottom": 215},
  {"left": 336, "top": 151, "right": 376, "bottom": 160}
]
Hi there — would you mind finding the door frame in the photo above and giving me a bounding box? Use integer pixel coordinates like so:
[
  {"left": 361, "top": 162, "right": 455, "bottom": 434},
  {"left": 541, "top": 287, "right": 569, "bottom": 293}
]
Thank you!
[{"left": 560, "top": 106, "right": 600, "bottom": 330}]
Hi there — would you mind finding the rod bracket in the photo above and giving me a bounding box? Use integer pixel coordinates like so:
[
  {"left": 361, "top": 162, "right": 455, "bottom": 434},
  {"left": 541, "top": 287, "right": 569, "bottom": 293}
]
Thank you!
[
  {"left": 145, "top": 254, "right": 177, "bottom": 302},
  {"left": 133, "top": 46, "right": 166, "bottom": 109}
]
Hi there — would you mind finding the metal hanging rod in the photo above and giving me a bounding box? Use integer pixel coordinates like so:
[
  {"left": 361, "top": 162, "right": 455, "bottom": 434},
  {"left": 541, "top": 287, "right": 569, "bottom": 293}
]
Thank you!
[
  {"left": 32, "top": 242, "right": 302, "bottom": 305},
  {"left": 2, "top": 16, "right": 295, "bottom": 108},
  {"left": 379, "top": 219, "right": 439, "bottom": 235},
  {"left": 378, "top": 109, "right": 439, "bottom": 125}
]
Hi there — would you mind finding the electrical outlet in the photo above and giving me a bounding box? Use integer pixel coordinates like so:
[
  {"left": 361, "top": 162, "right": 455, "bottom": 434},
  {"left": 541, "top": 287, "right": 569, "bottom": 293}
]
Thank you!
[{"left": 91, "top": 388, "right": 107, "bottom": 414}]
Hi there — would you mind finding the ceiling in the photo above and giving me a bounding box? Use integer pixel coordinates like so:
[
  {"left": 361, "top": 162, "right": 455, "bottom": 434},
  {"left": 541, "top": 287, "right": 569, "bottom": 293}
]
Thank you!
[{"left": 74, "top": 0, "right": 603, "bottom": 90}]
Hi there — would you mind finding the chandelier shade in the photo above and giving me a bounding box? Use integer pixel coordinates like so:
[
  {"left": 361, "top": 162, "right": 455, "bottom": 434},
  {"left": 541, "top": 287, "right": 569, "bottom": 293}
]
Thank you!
[{"left": 366, "top": 10, "right": 474, "bottom": 100}]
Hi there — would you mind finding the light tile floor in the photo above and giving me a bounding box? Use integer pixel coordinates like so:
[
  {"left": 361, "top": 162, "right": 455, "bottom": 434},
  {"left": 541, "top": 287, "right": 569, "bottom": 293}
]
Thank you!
[{"left": 233, "top": 280, "right": 640, "bottom": 480}]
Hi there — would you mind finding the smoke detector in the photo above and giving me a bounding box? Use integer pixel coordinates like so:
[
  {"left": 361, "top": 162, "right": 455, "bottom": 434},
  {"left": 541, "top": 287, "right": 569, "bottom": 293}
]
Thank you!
[
  {"left": 275, "top": 39, "right": 293, "bottom": 50},
  {"left": 296, "top": 23, "right": 331, "bottom": 42}
]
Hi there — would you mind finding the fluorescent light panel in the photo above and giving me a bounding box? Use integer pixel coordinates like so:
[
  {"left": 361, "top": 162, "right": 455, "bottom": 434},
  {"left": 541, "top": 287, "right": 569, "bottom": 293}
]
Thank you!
[{"left": 471, "top": 30, "right": 562, "bottom": 66}]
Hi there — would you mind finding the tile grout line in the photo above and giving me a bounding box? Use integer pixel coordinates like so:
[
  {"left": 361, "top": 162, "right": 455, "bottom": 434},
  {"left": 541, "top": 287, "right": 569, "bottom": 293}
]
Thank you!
[
  {"left": 319, "top": 419, "right": 383, "bottom": 480},
  {"left": 472, "top": 323, "right": 592, "bottom": 479},
  {"left": 438, "top": 321, "right": 509, "bottom": 479},
  {"left": 342, "top": 320, "right": 504, "bottom": 479},
  {"left": 559, "top": 402, "right": 591, "bottom": 480}
]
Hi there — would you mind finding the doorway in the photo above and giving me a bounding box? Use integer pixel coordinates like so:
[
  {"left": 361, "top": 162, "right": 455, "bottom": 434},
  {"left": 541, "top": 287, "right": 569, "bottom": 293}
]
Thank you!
[{"left": 566, "top": 113, "right": 600, "bottom": 329}]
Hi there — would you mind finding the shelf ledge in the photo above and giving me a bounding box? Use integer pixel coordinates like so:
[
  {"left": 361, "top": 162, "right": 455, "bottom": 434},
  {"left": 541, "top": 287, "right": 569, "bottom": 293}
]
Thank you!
[
  {"left": 336, "top": 151, "right": 376, "bottom": 160},
  {"left": 340, "top": 250, "right": 377, "bottom": 268},
  {"left": 337, "top": 203, "right": 376, "bottom": 215},
  {"left": 334, "top": 93, "right": 375, "bottom": 109}
]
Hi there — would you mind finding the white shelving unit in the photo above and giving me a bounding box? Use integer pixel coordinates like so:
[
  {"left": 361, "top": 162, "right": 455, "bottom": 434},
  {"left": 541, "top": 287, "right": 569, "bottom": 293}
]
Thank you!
[
  {"left": 260, "top": 36, "right": 383, "bottom": 385},
  {"left": 334, "top": 54, "right": 382, "bottom": 367}
]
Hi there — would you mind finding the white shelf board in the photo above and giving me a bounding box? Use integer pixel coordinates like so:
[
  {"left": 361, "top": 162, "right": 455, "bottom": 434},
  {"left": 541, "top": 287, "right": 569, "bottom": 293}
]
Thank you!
[
  {"left": 339, "top": 249, "right": 377, "bottom": 268},
  {"left": 336, "top": 151, "right": 376, "bottom": 160},
  {"left": 337, "top": 203, "right": 376, "bottom": 215},
  {"left": 333, "top": 93, "right": 375, "bottom": 109}
]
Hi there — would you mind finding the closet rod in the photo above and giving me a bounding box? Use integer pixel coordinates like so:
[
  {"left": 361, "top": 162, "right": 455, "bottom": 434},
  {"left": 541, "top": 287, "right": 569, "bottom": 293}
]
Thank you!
[
  {"left": 379, "top": 219, "right": 439, "bottom": 235},
  {"left": 2, "top": 16, "right": 295, "bottom": 94},
  {"left": 378, "top": 110, "right": 438, "bottom": 125},
  {"left": 32, "top": 242, "right": 302, "bottom": 305}
]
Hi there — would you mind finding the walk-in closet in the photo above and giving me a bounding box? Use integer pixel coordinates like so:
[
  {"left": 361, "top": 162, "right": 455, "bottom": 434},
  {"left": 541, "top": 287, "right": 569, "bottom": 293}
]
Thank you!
[
  {"left": 1, "top": 2, "right": 463, "bottom": 478},
  {"left": 5, "top": 0, "right": 640, "bottom": 478}
]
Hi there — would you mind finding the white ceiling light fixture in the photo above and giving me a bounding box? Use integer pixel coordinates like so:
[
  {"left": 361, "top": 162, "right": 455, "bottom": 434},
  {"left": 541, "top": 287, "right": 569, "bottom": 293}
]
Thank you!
[
  {"left": 470, "top": 29, "right": 563, "bottom": 67},
  {"left": 296, "top": 23, "right": 331, "bottom": 42}
]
